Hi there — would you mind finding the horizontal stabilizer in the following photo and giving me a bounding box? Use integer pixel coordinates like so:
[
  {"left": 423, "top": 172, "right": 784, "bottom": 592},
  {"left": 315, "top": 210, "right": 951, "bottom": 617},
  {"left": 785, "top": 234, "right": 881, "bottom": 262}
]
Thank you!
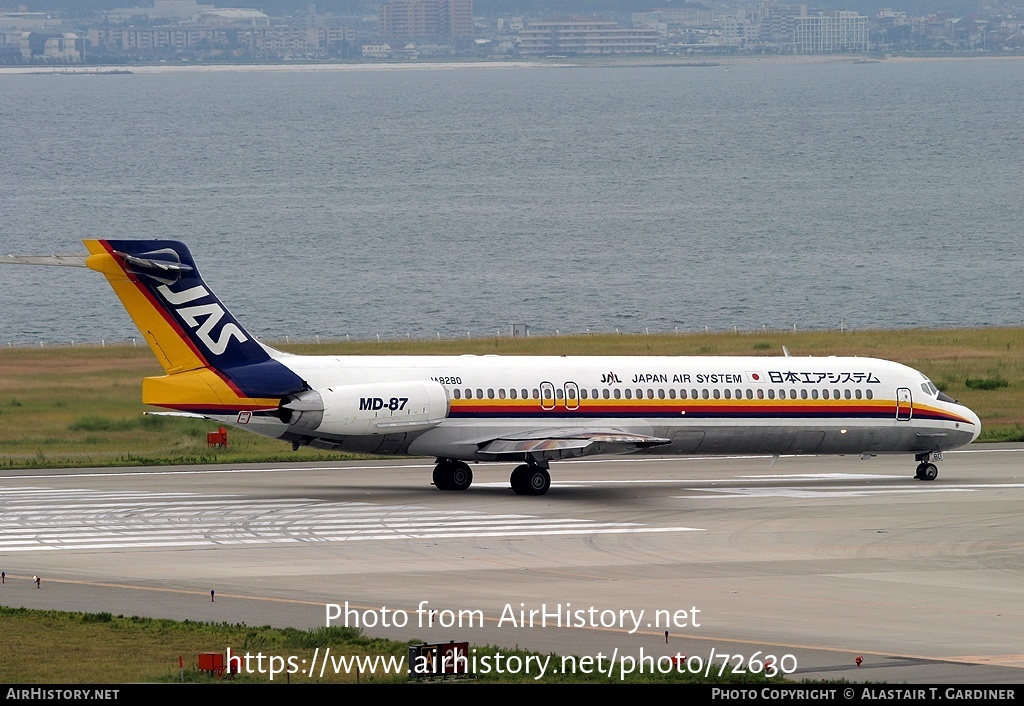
[
  {"left": 144, "top": 411, "right": 208, "bottom": 419},
  {"left": 478, "top": 429, "right": 670, "bottom": 461},
  {"left": 1, "top": 254, "right": 88, "bottom": 267}
]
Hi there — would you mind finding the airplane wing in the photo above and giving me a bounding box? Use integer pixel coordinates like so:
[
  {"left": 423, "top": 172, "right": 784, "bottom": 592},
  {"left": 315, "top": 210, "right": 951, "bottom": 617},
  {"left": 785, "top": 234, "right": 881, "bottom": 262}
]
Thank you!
[{"left": 477, "top": 428, "right": 671, "bottom": 462}]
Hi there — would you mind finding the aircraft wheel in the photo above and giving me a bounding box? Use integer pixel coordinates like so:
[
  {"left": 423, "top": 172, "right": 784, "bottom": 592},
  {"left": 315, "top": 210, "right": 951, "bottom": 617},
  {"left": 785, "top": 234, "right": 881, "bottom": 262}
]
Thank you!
[
  {"left": 527, "top": 467, "right": 551, "bottom": 496},
  {"left": 433, "top": 464, "right": 450, "bottom": 490},
  {"left": 447, "top": 462, "right": 473, "bottom": 491},
  {"left": 510, "top": 464, "right": 530, "bottom": 495},
  {"left": 914, "top": 463, "right": 926, "bottom": 480},
  {"left": 919, "top": 463, "right": 938, "bottom": 481}
]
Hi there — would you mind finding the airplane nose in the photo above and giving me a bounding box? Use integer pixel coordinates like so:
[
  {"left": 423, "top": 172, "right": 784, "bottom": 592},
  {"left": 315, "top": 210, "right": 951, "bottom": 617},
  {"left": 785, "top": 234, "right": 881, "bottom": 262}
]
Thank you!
[{"left": 965, "top": 406, "right": 982, "bottom": 443}]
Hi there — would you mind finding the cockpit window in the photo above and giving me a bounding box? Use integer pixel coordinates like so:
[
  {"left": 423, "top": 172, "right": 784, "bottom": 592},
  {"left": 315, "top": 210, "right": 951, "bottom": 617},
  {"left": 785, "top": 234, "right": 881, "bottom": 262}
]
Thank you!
[{"left": 923, "top": 375, "right": 957, "bottom": 403}]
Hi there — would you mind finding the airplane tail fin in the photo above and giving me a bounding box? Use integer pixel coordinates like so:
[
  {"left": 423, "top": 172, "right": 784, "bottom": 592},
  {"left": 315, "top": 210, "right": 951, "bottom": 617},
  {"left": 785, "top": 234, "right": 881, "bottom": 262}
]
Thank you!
[{"left": 84, "top": 240, "right": 305, "bottom": 411}]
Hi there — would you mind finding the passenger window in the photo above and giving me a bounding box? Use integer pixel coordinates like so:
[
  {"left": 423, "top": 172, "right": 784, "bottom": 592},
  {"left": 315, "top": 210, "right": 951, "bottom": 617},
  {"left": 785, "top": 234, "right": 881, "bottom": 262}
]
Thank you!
[
  {"left": 767, "top": 389, "right": 775, "bottom": 400},
  {"left": 603, "top": 389, "right": 610, "bottom": 399},
  {"left": 453, "top": 388, "right": 461, "bottom": 399},
  {"left": 723, "top": 389, "right": 732, "bottom": 399},
  {"left": 624, "top": 389, "right": 632, "bottom": 399},
  {"left": 866, "top": 390, "right": 873, "bottom": 400},
  {"left": 614, "top": 389, "right": 621, "bottom": 399},
  {"left": 510, "top": 388, "right": 517, "bottom": 399},
  {"left": 713, "top": 389, "right": 721, "bottom": 399}
]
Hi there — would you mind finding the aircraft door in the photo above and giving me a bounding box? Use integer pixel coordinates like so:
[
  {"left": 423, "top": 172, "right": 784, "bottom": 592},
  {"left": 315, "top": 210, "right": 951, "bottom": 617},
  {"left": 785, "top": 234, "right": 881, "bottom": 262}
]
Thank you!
[
  {"left": 540, "top": 381, "right": 556, "bottom": 411},
  {"left": 896, "top": 387, "right": 913, "bottom": 421},
  {"left": 564, "top": 382, "right": 580, "bottom": 410}
]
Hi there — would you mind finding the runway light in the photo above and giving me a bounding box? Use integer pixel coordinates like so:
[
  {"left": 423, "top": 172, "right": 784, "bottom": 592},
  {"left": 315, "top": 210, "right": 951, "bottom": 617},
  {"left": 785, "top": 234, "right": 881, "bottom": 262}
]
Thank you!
[
  {"left": 840, "top": 429, "right": 847, "bottom": 434},
  {"left": 856, "top": 656, "right": 863, "bottom": 667}
]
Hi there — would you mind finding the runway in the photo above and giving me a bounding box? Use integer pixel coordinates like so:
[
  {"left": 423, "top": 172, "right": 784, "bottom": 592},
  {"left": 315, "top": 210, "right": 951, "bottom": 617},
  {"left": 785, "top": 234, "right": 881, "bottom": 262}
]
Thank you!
[{"left": 2, "top": 444, "right": 1023, "bottom": 683}]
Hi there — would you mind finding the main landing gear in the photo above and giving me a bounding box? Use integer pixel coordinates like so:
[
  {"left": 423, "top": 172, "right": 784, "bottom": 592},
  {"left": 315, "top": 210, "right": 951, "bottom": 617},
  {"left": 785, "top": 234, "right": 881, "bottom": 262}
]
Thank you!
[
  {"left": 432, "top": 458, "right": 473, "bottom": 491},
  {"left": 510, "top": 460, "right": 551, "bottom": 496},
  {"left": 914, "top": 452, "right": 942, "bottom": 481},
  {"left": 431, "top": 458, "right": 552, "bottom": 495}
]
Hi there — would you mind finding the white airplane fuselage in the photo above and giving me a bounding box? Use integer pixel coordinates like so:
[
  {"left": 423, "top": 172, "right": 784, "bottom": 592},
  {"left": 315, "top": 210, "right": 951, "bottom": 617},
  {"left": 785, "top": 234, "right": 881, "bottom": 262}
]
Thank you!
[{"left": 247, "top": 352, "right": 980, "bottom": 463}]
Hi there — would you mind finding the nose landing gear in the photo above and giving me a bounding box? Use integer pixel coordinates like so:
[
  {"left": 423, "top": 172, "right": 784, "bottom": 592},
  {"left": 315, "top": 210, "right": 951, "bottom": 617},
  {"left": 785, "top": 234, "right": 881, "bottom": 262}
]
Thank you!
[{"left": 914, "top": 452, "right": 942, "bottom": 481}]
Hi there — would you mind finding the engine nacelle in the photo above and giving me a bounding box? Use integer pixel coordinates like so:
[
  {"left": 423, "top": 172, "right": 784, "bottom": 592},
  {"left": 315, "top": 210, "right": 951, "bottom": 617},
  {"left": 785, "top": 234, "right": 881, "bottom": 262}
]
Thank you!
[{"left": 279, "top": 380, "right": 449, "bottom": 437}]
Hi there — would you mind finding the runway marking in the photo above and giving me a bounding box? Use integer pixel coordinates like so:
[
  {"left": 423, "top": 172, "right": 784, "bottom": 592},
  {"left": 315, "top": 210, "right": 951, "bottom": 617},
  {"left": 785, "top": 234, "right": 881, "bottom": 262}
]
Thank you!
[
  {"left": 676, "top": 481, "right": 1024, "bottom": 499},
  {"left": 0, "top": 488, "right": 701, "bottom": 552}
]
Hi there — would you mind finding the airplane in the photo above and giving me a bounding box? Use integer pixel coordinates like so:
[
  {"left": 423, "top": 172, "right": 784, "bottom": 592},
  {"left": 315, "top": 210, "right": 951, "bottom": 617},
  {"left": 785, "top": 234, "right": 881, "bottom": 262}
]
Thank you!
[{"left": 3, "top": 239, "right": 981, "bottom": 496}]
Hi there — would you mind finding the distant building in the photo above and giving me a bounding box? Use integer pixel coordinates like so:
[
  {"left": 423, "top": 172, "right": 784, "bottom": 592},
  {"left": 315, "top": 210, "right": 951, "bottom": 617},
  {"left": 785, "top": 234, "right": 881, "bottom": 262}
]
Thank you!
[
  {"left": 518, "top": 20, "right": 659, "bottom": 56},
  {"left": 362, "top": 42, "right": 393, "bottom": 58},
  {"left": 88, "top": 25, "right": 349, "bottom": 58},
  {"left": 631, "top": 8, "right": 715, "bottom": 27},
  {"left": 760, "top": 3, "right": 806, "bottom": 50},
  {"left": 0, "top": 12, "right": 62, "bottom": 30},
  {"left": 105, "top": 0, "right": 214, "bottom": 21},
  {"left": 198, "top": 9, "right": 270, "bottom": 28},
  {"left": 20, "top": 31, "right": 85, "bottom": 62},
  {"left": 379, "top": 0, "right": 473, "bottom": 42},
  {"left": 795, "top": 11, "right": 869, "bottom": 53}
]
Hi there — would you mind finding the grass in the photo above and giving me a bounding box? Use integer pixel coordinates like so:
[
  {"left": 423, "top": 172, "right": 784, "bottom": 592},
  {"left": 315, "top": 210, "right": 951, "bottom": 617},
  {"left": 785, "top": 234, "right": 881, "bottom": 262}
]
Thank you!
[
  {"left": 0, "top": 327, "right": 1022, "bottom": 468},
  {"left": 0, "top": 607, "right": 782, "bottom": 684}
]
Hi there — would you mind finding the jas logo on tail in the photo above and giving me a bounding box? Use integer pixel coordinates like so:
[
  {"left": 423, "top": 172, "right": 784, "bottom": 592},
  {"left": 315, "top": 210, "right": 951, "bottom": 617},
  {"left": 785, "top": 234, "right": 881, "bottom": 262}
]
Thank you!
[{"left": 156, "top": 283, "right": 248, "bottom": 355}]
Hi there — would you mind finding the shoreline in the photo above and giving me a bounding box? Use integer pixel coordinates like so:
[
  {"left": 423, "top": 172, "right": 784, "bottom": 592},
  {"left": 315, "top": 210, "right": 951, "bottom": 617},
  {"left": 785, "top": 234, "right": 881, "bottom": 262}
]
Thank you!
[
  {"left": 4, "top": 324, "right": 1023, "bottom": 351},
  {"left": 2, "top": 53, "right": 1023, "bottom": 76}
]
